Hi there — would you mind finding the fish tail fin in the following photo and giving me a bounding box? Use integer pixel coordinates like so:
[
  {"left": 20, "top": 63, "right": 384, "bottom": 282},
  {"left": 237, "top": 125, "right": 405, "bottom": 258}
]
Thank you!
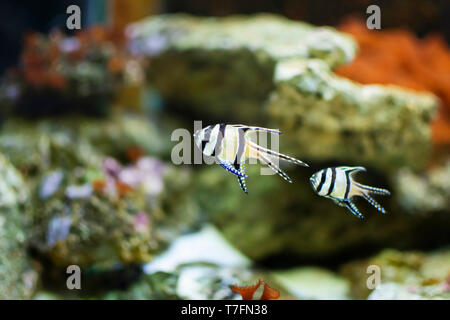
[
  {"left": 248, "top": 141, "right": 308, "bottom": 167},
  {"left": 257, "top": 152, "right": 293, "bottom": 183}
]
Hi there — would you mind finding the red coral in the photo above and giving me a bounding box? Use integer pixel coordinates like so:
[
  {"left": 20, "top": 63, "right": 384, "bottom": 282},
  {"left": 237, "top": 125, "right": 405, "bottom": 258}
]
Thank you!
[{"left": 231, "top": 279, "right": 280, "bottom": 300}]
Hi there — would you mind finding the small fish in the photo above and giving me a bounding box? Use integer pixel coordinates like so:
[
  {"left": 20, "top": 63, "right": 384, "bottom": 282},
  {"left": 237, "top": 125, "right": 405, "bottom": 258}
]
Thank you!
[
  {"left": 231, "top": 279, "right": 280, "bottom": 300},
  {"left": 194, "top": 124, "right": 308, "bottom": 193},
  {"left": 310, "top": 166, "right": 390, "bottom": 219}
]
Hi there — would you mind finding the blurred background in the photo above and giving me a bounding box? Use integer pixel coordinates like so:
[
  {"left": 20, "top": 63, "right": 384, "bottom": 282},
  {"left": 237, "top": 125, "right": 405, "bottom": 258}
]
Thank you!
[
  {"left": 0, "top": 0, "right": 449, "bottom": 300},
  {"left": 2, "top": 0, "right": 450, "bottom": 74}
]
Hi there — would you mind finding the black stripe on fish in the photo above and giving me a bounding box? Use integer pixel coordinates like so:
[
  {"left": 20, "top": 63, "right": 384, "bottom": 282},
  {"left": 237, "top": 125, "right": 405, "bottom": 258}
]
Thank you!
[
  {"left": 201, "top": 140, "right": 208, "bottom": 152},
  {"left": 344, "top": 170, "right": 351, "bottom": 199},
  {"left": 317, "top": 169, "right": 327, "bottom": 193},
  {"left": 326, "top": 167, "right": 336, "bottom": 196}
]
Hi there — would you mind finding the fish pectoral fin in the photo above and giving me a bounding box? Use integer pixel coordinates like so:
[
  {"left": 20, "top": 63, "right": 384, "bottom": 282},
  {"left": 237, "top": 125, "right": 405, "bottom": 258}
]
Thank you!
[
  {"left": 343, "top": 201, "right": 365, "bottom": 219},
  {"left": 362, "top": 192, "right": 387, "bottom": 214},
  {"left": 219, "top": 160, "right": 248, "bottom": 178}
]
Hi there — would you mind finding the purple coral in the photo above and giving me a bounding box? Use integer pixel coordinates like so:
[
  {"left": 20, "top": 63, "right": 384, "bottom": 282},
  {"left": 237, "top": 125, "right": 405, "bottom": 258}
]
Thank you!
[{"left": 119, "top": 157, "right": 167, "bottom": 196}]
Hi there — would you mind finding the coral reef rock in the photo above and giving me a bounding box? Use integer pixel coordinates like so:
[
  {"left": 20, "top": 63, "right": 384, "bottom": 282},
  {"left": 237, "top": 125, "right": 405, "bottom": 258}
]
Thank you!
[
  {"left": 0, "top": 116, "right": 198, "bottom": 268},
  {"left": 395, "top": 161, "right": 450, "bottom": 213},
  {"left": 103, "top": 271, "right": 179, "bottom": 300},
  {"left": 127, "top": 13, "right": 355, "bottom": 123},
  {"left": 193, "top": 165, "right": 450, "bottom": 262},
  {"left": 109, "top": 226, "right": 259, "bottom": 300},
  {"left": 129, "top": 13, "right": 437, "bottom": 171},
  {"left": 340, "top": 248, "right": 450, "bottom": 299},
  {"left": 270, "top": 267, "right": 351, "bottom": 300},
  {"left": 368, "top": 282, "right": 450, "bottom": 300},
  {"left": 29, "top": 157, "right": 199, "bottom": 267},
  {"left": 270, "top": 59, "right": 436, "bottom": 171},
  {"left": 0, "top": 154, "right": 38, "bottom": 299},
  {"left": 0, "top": 114, "right": 170, "bottom": 174}
]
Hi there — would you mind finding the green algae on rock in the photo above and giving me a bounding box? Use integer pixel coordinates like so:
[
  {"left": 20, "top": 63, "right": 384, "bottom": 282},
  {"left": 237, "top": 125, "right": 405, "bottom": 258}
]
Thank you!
[
  {"left": 270, "top": 267, "right": 351, "bottom": 300},
  {"left": 269, "top": 58, "right": 437, "bottom": 171},
  {"left": 127, "top": 13, "right": 355, "bottom": 123},
  {"left": 128, "top": 14, "right": 355, "bottom": 66},
  {"left": 29, "top": 157, "right": 199, "bottom": 267},
  {"left": 0, "top": 115, "right": 199, "bottom": 268},
  {"left": 0, "top": 154, "right": 38, "bottom": 299},
  {"left": 368, "top": 282, "right": 450, "bottom": 300},
  {"left": 103, "top": 271, "right": 179, "bottom": 300},
  {"left": 102, "top": 265, "right": 259, "bottom": 300},
  {"left": 340, "top": 248, "right": 450, "bottom": 299},
  {"left": 395, "top": 161, "right": 450, "bottom": 213},
  {"left": 0, "top": 114, "right": 170, "bottom": 174},
  {"left": 128, "top": 13, "right": 437, "bottom": 171},
  {"left": 103, "top": 224, "right": 257, "bottom": 300},
  {"left": 193, "top": 165, "right": 450, "bottom": 262}
]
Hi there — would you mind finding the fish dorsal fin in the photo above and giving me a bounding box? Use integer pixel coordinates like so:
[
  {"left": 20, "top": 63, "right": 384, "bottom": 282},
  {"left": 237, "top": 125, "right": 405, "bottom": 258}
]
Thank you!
[
  {"left": 230, "top": 124, "right": 282, "bottom": 136},
  {"left": 341, "top": 166, "right": 366, "bottom": 177}
]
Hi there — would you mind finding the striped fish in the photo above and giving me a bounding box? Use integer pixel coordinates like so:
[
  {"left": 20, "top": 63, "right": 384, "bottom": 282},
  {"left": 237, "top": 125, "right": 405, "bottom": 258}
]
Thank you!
[
  {"left": 309, "top": 166, "right": 390, "bottom": 219},
  {"left": 193, "top": 124, "right": 308, "bottom": 193}
]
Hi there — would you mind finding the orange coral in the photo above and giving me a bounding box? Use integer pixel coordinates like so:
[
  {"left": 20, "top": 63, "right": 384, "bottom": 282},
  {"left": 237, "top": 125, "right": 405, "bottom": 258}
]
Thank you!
[
  {"left": 336, "top": 18, "right": 450, "bottom": 145},
  {"left": 126, "top": 146, "right": 144, "bottom": 163},
  {"left": 231, "top": 279, "right": 280, "bottom": 300},
  {"left": 108, "top": 56, "right": 124, "bottom": 73},
  {"left": 92, "top": 179, "right": 107, "bottom": 193},
  {"left": 115, "top": 181, "right": 134, "bottom": 197}
]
